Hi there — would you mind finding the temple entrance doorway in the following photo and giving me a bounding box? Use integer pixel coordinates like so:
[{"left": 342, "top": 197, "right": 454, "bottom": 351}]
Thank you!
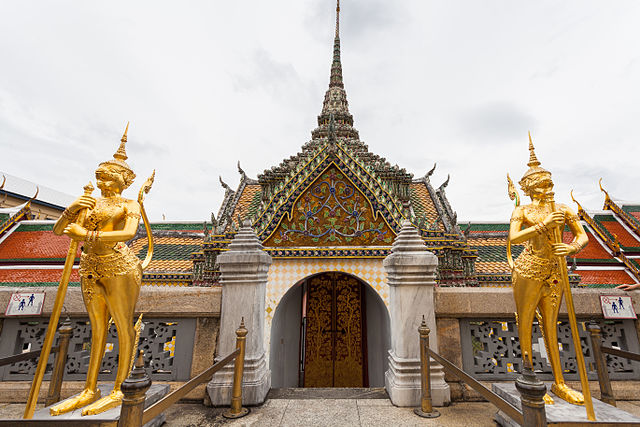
[
  {"left": 269, "top": 272, "right": 390, "bottom": 389},
  {"left": 302, "top": 272, "right": 367, "bottom": 387}
]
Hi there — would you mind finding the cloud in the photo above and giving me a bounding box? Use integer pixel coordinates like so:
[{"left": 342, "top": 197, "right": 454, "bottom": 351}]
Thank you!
[
  {"left": 1, "top": 0, "right": 639, "bottom": 222},
  {"left": 457, "top": 102, "right": 536, "bottom": 143},
  {"left": 232, "top": 49, "right": 300, "bottom": 93},
  {"left": 304, "top": 0, "right": 402, "bottom": 44}
]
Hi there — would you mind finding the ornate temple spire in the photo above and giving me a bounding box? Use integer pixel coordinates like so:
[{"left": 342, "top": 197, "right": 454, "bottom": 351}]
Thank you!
[
  {"left": 312, "top": 0, "right": 359, "bottom": 140},
  {"left": 330, "top": 0, "right": 344, "bottom": 89},
  {"left": 335, "top": 0, "right": 340, "bottom": 37}
]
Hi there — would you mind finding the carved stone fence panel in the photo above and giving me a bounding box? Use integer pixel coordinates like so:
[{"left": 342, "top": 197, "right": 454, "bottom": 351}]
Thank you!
[
  {"left": 0, "top": 317, "right": 196, "bottom": 381},
  {"left": 460, "top": 319, "right": 640, "bottom": 381}
]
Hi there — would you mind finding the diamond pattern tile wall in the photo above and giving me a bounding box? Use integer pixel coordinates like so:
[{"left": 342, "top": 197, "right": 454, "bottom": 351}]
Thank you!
[{"left": 263, "top": 257, "right": 388, "bottom": 356}]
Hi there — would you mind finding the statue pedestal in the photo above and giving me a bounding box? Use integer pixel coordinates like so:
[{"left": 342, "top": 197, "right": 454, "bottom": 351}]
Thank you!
[
  {"left": 492, "top": 382, "right": 640, "bottom": 426},
  {"left": 33, "top": 383, "right": 169, "bottom": 427}
]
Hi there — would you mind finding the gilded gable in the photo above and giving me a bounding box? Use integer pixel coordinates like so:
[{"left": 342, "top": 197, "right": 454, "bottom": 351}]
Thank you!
[{"left": 263, "top": 165, "right": 395, "bottom": 247}]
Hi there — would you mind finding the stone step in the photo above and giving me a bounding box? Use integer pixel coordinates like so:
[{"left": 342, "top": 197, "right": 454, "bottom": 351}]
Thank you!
[{"left": 267, "top": 387, "right": 389, "bottom": 400}]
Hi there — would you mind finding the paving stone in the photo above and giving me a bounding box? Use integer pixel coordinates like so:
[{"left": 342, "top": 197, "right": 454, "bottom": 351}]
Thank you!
[
  {"left": 269, "top": 388, "right": 388, "bottom": 400},
  {"left": 2, "top": 398, "right": 638, "bottom": 426},
  {"left": 223, "top": 399, "right": 289, "bottom": 427},
  {"left": 618, "top": 401, "right": 640, "bottom": 418},
  {"left": 163, "top": 400, "right": 288, "bottom": 427},
  {"left": 356, "top": 399, "right": 394, "bottom": 407},
  {"left": 357, "top": 400, "right": 497, "bottom": 427},
  {"left": 280, "top": 399, "right": 360, "bottom": 427},
  {"left": 0, "top": 403, "right": 43, "bottom": 419}
]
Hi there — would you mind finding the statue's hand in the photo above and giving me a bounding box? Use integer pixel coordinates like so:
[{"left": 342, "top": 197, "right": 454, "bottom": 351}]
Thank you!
[
  {"left": 68, "top": 195, "right": 96, "bottom": 214},
  {"left": 543, "top": 211, "right": 565, "bottom": 229},
  {"left": 616, "top": 284, "right": 640, "bottom": 291},
  {"left": 551, "top": 243, "right": 573, "bottom": 256},
  {"left": 63, "top": 223, "right": 88, "bottom": 241}
]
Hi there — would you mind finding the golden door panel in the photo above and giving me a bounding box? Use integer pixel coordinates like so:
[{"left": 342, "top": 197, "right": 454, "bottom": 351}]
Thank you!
[
  {"left": 302, "top": 273, "right": 367, "bottom": 387},
  {"left": 334, "top": 274, "right": 365, "bottom": 387},
  {"left": 303, "top": 275, "right": 333, "bottom": 387}
]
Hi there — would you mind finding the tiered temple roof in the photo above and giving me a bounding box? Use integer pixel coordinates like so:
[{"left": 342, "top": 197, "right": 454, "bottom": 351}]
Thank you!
[
  {"left": 0, "top": 221, "right": 204, "bottom": 287},
  {"left": 200, "top": 1, "right": 475, "bottom": 287}
]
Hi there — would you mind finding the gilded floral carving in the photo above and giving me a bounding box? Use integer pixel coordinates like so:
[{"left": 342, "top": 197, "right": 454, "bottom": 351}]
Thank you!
[{"left": 265, "top": 166, "right": 394, "bottom": 247}]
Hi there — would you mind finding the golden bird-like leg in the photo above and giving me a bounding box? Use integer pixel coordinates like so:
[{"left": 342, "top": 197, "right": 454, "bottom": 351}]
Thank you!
[
  {"left": 551, "top": 383, "right": 585, "bottom": 405},
  {"left": 81, "top": 272, "right": 140, "bottom": 416},
  {"left": 81, "top": 390, "right": 124, "bottom": 416},
  {"left": 49, "top": 388, "right": 101, "bottom": 416}
]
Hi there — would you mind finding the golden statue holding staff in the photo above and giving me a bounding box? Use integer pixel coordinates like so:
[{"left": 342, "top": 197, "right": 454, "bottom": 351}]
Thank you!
[
  {"left": 507, "top": 133, "right": 594, "bottom": 419},
  {"left": 23, "top": 124, "right": 155, "bottom": 418}
]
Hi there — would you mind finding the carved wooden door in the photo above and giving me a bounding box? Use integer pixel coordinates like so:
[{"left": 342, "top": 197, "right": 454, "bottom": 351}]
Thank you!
[{"left": 302, "top": 273, "right": 368, "bottom": 387}]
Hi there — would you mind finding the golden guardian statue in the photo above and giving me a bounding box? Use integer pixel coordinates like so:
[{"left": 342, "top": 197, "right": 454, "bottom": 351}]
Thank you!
[
  {"left": 24, "top": 124, "right": 155, "bottom": 418},
  {"left": 507, "top": 133, "right": 594, "bottom": 419}
]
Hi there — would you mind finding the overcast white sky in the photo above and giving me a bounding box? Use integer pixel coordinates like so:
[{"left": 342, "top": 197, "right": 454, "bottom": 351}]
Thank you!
[{"left": 1, "top": 1, "right": 639, "bottom": 222}]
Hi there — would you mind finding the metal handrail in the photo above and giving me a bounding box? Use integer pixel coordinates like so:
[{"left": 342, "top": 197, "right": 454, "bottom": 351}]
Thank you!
[
  {"left": 427, "top": 348, "right": 525, "bottom": 424},
  {"left": 588, "top": 320, "right": 640, "bottom": 407},
  {"left": 0, "top": 320, "right": 74, "bottom": 424},
  {"left": 118, "top": 318, "right": 249, "bottom": 427},
  {"left": 601, "top": 346, "right": 640, "bottom": 362},
  {"left": 414, "top": 316, "right": 548, "bottom": 426},
  {"left": 0, "top": 346, "right": 60, "bottom": 367},
  {"left": 140, "top": 348, "right": 240, "bottom": 424}
]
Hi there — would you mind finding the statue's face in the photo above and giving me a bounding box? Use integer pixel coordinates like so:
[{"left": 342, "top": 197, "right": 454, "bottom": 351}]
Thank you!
[
  {"left": 95, "top": 166, "right": 124, "bottom": 194},
  {"left": 528, "top": 174, "right": 554, "bottom": 200}
]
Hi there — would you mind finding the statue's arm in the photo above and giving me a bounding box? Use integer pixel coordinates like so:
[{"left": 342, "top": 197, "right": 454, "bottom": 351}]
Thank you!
[
  {"left": 616, "top": 283, "right": 640, "bottom": 291},
  {"left": 54, "top": 195, "right": 96, "bottom": 236},
  {"left": 564, "top": 205, "right": 588, "bottom": 253},
  {"left": 53, "top": 215, "right": 70, "bottom": 236},
  {"left": 509, "top": 206, "right": 535, "bottom": 244},
  {"left": 548, "top": 205, "right": 588, "bottom": 256}
]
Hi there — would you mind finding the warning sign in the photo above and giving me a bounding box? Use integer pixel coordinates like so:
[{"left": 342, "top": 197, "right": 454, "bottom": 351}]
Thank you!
[
  {"left": 600, "top": 295, "right": 636, "bottom": 319},
  {"left": 5, "top": 292, "right": 46, "bottom": 316}
]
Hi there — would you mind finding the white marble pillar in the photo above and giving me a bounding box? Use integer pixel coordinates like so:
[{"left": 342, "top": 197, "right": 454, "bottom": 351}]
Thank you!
[
  {"left": 384, "top": 220, "right": 450, "bottom": 407},
  {"left": 207, "top": 220, "right": 272, "bottom": 406}
]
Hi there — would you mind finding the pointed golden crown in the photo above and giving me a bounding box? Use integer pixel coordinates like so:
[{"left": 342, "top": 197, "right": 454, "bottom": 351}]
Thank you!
[
  {"left": 99, "top": 123, "right": 136, "bottom": 184},
  {"left": 519, "top": 131, "right": 550, "bottom": 184},
  {"left": 113, "top": 122, "right": 129, "bottom": 161}
]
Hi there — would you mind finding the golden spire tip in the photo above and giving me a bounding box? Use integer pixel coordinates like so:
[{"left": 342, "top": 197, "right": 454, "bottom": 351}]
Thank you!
[
  {"left": 121, "top": 122, "right": 129, "bottom": 143},
  {"left": 527, "top": 131, "right": 540, "bottom": 168},
  {"left": 114, "top": 122, "right": 129, "bottom": 161}
]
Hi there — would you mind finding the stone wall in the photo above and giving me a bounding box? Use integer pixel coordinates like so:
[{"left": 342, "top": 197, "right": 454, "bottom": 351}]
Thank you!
[
  {"left": 434, "top": 287, "right": 640, "bottom": 401},
  {"left": 0, "top": 286, "right": 221, "bottom": 403},
  {"left": 0, "top": 286, "right": 638, "bottom": 404}
]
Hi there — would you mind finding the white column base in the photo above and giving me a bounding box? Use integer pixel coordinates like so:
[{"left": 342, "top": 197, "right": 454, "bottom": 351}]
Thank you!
[
  {"left": 385, "top": 350, "right": 450, "bottom": 407},
  {"left": 207, "top": 353, "right": 271, "bottom": 406}
]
